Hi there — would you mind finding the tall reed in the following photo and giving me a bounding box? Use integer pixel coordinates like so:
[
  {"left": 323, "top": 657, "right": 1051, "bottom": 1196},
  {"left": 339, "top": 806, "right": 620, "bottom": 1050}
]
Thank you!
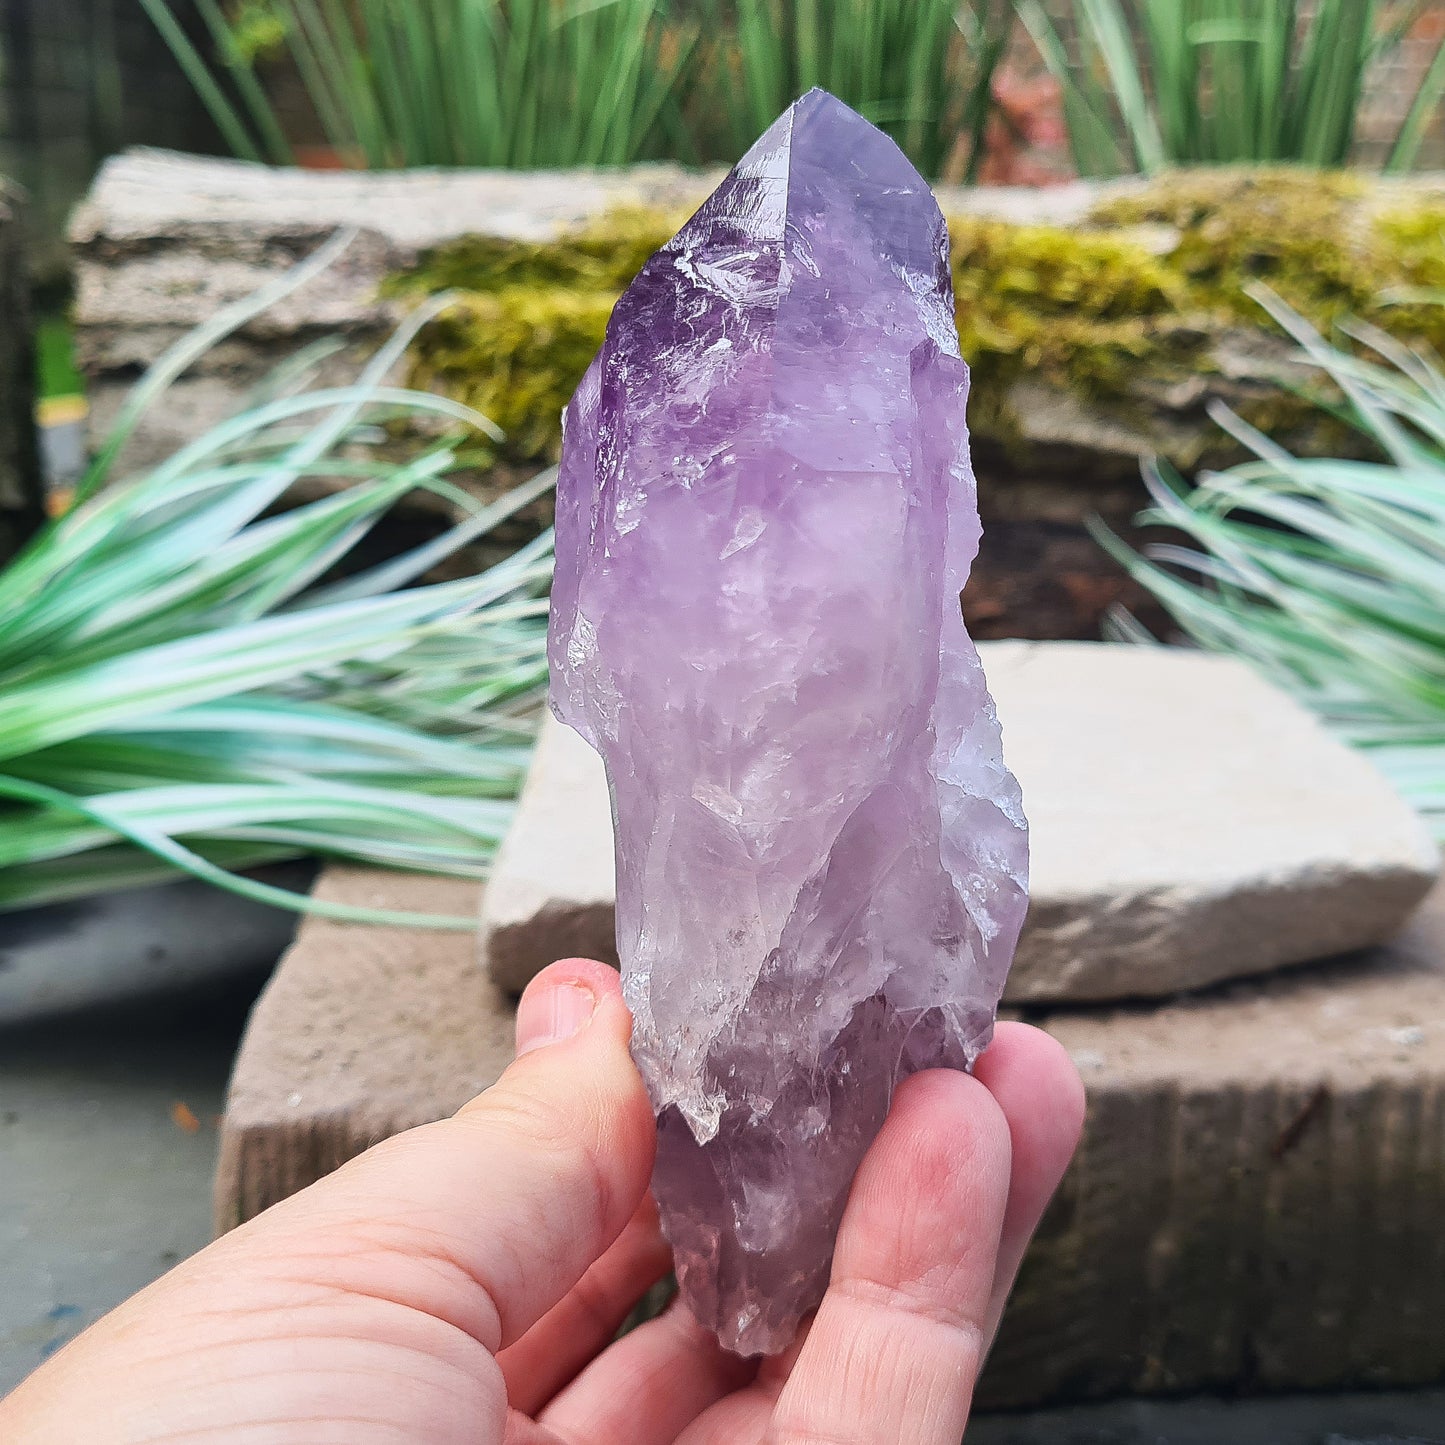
[
  {"left": 144, "top": 0, "right": 1009, "bottom": 176},
  {"left": 141, "top": 0, "right": 695, "bottom": 168},
  {"left": 705, "top": 0, "right": 1013, "bottom": 179}
]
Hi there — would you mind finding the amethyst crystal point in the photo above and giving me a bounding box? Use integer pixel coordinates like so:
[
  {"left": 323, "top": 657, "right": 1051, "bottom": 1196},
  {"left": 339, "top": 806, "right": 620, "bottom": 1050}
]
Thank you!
[{"left": 548, "top": 89, "right": 1028, "bottom": 1355}]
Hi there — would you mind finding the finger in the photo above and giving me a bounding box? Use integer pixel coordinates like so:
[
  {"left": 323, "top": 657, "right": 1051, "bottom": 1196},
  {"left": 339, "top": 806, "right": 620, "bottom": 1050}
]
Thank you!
[
  {"left": 673, "top": 1322, "right": 808, "bottom": 1445},
  {"left": 498, "top": 1194, "right": 672, "bottom": 1414},
  {"left": 215, "top": 958, "right": 656, "bottom": 1355},
  {"left": 539, "top": 1299, "right": 755, "bottom": 1444},
  {"left": 674, "top": 1388, "right": 773, "bottom": 1445},
  {"left": 973, "top": 1021, "right": 1085, "bottom": 1341},
  {"left": 763, "top": 1068, "right": 1012, "bottom": 1445}
]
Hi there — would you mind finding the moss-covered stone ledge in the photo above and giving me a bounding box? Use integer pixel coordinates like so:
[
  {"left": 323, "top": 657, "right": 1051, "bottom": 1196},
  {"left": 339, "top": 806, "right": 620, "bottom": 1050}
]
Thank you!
[
  {"left": 70, "top": 148, "right": 721, "bottom": 474},
  {"left": 388, "top": 167, "right": 1445, "bottom": 479},
  {"left": 72, "top": 153, "right": 1445, "bottom": 636},
  {"left": 77, "top": 151, "right": 1445, "bottom": 480}
]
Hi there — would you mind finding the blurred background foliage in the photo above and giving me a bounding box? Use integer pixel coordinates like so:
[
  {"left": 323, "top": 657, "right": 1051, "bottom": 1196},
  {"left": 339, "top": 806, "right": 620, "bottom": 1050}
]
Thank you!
[
  {"left": 133, "top": 1, "right": 1445, "bottom": 182},
  {"left": 1023, "top": 0, "right": 1445, "bottom": 175},
  {"left": 5, "top": 1, "right": 1445, "bottom": 288},
  {"left": 136, "top": 0, "right": 1017, "bottom": 177}
]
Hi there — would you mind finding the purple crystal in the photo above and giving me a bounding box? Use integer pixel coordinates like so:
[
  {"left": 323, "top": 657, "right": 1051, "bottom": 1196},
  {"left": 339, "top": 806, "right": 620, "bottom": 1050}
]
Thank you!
[{"left": 548, "top": 90, "right": 1028, "bottom": 1356}]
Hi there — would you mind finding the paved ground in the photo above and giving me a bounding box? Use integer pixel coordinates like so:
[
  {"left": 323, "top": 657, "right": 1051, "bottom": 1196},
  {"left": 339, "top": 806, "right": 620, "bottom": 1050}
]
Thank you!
[
  {"left": 0, "top": 972, "right": 266, "bottom": 1395},
  {"left": 1, "top": 970, "right": 1443, "bottom": 1440}
]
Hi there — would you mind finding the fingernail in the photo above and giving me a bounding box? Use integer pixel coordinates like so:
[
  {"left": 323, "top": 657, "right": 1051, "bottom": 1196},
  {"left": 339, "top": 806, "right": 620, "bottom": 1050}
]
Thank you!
[{"left": 516, "top": 980, "right": 598, "bottom": 1055}]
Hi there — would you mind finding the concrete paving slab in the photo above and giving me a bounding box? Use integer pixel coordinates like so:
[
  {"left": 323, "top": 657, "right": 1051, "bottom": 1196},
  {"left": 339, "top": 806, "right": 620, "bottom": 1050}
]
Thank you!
[
  {"left": 0, "top": 974, "right": 267, "bottom": 1395},
  {"left": 0, "top": 867, "right": 311, "bottom": 1026},
  {"left": 480, "top": 645, "right": 1439, "bottom": 1003}
]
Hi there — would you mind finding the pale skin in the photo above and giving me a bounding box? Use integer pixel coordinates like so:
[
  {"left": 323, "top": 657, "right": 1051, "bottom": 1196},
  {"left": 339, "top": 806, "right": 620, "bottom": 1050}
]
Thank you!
[{"left": 0, "top": 957, "right": 1084, "bottom": 1444}]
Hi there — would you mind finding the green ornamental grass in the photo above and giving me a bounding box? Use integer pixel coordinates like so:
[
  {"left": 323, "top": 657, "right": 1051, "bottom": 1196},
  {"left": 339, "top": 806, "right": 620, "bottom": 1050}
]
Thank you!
[
  {"left": 707, "top": 0, "right": 1013, "bottom": 180},
  {"left": 1021, "top": 0, "right": 1445, "bottom": 175},
  {"left": 139, "top": 0, "right": 695, "bottom": 168},
  {"left": 0, "top": 233, "right": 556, "bottom": 928},
  {"left": 1099, "top": 287, "right": 1445, "bottom": 839},
  {"left": 143, "top": 0, "right": 1009, "bottom": 178}
]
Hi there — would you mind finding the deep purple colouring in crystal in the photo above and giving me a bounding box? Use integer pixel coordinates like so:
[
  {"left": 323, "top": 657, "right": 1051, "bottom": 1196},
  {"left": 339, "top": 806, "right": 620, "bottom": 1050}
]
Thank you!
[{"left": 548, "top": 90, "right": 1029, "bottom": 1356}]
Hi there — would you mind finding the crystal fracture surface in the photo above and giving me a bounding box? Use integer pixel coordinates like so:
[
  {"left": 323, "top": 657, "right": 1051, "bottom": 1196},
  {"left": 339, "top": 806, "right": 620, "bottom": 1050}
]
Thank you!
[{"left": 548, "top": 90, "right": 1029, "bottom": 1355}]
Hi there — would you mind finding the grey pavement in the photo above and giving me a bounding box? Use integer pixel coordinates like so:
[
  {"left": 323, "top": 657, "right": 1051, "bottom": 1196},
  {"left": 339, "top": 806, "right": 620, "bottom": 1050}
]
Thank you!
[{"left": 0, "top": 972, "right": 268, "bottom": 1395}]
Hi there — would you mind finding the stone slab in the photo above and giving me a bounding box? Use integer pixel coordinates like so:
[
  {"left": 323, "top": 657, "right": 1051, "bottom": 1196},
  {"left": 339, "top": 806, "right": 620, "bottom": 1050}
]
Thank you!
[
  {"left": 67, "top": 149, "right": 723, "bottom": 477},
  {"left": 482, "top": 643, "right": 1440, "bottom": 1003},
  {"left": 65, "top": 154, "right": 1445, "bottom": 482},
  {"left": 67, "top": 151, "right": 1120, "bottom": 481},
  {"left": 483, "top": 713, "right": 619, "bottom": 992},
  {"left": 991, "top": 878, "right": 1445, "bottom": 1406},
  {"left": 218, "top": 860, "right": 1445, "bottom": 1406}
]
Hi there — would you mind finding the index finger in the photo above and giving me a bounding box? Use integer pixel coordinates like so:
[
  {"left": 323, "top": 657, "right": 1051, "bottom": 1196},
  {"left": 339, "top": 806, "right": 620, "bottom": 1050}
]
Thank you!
[{"left": 762, "top": 1067, "right": 1012, "bottom": 1445}]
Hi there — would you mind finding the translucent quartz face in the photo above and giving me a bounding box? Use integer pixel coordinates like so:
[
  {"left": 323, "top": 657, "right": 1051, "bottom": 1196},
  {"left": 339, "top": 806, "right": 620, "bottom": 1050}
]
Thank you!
[{"left": 548, "top": 89, "right": 1028, "bottom": 1356}]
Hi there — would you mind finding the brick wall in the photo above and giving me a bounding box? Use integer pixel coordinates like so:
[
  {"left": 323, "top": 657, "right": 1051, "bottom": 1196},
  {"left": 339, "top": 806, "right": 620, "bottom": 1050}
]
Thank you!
[
  {"left": 1357, "top": 4, "right": 1445, "bottom": 169},
  {"left": 996, "top": 1, "right": 1445, "bottom": 178}
]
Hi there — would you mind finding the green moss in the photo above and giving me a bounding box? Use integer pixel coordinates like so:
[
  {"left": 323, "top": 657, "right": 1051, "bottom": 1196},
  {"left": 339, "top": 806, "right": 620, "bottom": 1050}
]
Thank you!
[
  {"left": 1093, "top": 168, "right": 1445, "bottom": 348},
  {"left": 406, "top": 289, "right": 616, "bottom": 461},
  {"left": 384, "top": 208, "right": 685, "bottom": 302},
  {"left": 388, "top": 170, "right": 1445, "bottom": 464},
  {"left": 946, "top": 215, "right": 1199, "bottom": 436},
  {"left": 1375, "top": 205, "right": 1445, "bottom": 285},
  {"left": 387, "top": 210, "right": 686, "bottom": 461}
]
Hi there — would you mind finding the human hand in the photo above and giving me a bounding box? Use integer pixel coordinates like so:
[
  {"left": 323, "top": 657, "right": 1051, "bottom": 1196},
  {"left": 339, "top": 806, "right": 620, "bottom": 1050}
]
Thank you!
[{"left": 0, "top": 958, "right": 1083, "bottom": 1444}]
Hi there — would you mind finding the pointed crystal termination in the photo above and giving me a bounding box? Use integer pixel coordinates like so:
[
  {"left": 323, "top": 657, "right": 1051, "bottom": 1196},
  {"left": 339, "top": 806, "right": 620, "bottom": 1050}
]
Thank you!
[{"left": 548, "top": 90, "right": 1028, "bottom": 1356}]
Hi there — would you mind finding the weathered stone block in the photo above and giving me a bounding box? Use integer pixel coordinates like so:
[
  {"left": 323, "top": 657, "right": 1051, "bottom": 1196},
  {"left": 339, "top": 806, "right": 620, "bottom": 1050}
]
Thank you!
[
  {"left": 996, "top": 642, "right": 1439, "bottom": 999},
  {"left": 481, "top": 644, "right": 1439, "bottom": 1003},
  {"left": 987, "top": 879, "right": 1445, "bottom": 1405},
  {"left": 213, "top": 867, "right": 515, "bottom": 1233},
  {"left": 483, "top": 714, "right": 618, "bottom": 995},
  {"left": 72, "top": 153, "right": 1445, "bottom": 639},
  {"left": 217, "top": 863, "right": 1445, "bottom": 1406},
  {"left": 72, "top": 158, "right": 1445, "bottom": 472},
  {"left": 69, "top": 149, "right": 719, "bottom": 476}
]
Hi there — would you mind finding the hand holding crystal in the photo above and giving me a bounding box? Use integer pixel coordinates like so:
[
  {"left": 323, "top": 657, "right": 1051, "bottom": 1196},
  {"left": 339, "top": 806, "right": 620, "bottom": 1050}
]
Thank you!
[{"left": 0, "top": 959, "right": 1082, "bottom": 1444}]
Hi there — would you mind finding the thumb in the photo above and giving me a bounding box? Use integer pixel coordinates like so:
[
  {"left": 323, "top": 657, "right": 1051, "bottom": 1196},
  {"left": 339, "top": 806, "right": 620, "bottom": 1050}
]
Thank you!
[
  {"left": 180, "top": 957, "right": 656, "bottom": 1360},
  {"left": 272, "top": 956, "right": 656, "bottom": 1352}
]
